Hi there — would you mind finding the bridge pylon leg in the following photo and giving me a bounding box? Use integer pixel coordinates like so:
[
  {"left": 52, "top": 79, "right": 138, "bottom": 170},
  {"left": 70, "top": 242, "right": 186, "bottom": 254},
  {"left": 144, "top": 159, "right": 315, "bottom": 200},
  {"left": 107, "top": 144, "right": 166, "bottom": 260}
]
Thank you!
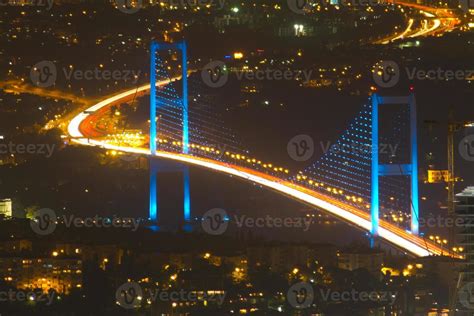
[
  {"left": 183, "top": 166, "right": 192, "bottom": 231},
  {"left": 149, "top": 40, "right": 191, "bottom": 231},
  {"left": 148, "top": 158, "right": 192, "bottom": 231},
  {"left": 371, "top": 93, "right": 420, "bottom": 237},
  {"left": 149, "top": 159, "right": 158, "bottom": 224}
]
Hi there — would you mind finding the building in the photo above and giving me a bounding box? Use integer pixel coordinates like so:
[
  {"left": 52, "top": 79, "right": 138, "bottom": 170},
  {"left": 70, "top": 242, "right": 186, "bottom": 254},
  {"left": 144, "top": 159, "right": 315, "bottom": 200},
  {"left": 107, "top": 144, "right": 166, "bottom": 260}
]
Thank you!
[
  {"left": 455, "top": 186, "right": 474, "bottom": 313},
  {"left": 338, "top": 248, "right": 384, "bottom": 276},
  {"left": 0, "top": 256, "right": 82, "bottom": 294},
  {"left": 54, "top": 243, "right": 124, "bottom": 269},
  {"left": 0, "top": 239, "right": 32, "bottom": 254},
  {"left": 247, "top": 244, "right": 311, "bottom": 272},
  {"left": 0, "top": 198, "right": 12, "bottom": 217}
]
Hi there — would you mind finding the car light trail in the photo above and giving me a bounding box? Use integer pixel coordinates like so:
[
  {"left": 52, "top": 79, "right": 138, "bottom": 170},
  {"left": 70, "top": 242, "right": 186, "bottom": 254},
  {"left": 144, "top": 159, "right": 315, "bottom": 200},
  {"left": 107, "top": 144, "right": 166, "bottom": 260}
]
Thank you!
[{"left": 67, "top": 83, "right": 461, "bottom": 259}]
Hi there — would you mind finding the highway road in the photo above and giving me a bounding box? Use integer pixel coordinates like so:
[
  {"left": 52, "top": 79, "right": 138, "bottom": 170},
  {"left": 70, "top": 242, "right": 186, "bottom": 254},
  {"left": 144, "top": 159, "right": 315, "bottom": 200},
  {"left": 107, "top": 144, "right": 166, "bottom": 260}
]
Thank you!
[
  {"left": 67, "top": 80, "right": 460, "bottom": 259},
  {"left": 376, "top": 0, "right": 460, "bottom": 44}
]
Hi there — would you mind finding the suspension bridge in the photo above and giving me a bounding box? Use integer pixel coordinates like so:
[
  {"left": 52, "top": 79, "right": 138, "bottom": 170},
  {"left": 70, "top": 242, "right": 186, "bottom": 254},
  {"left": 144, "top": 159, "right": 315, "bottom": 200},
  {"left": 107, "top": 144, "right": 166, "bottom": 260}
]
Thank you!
[{"left": 67, "top": 41, "right": 459, "bottom": 258}]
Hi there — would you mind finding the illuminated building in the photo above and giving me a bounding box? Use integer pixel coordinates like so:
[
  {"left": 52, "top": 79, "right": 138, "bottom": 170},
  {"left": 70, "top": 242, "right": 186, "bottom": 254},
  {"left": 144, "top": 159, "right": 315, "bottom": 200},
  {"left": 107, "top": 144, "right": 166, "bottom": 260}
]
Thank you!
[
  {"left": 54, "top": 243, "right": 124, "bottom": 268},
  {"left": 247, "top": 245, "right": 311, "bottom": 272},
  {"left": 0, "top": 257, "right": 82, "bottom": 294},
  {"left": 456, "top": 186, "right": 474, "bottom": 313},
  {"left": 0, "top": 198, "right": 12, "bottom": 218},
  {"left": 338, "top": 248, "right": 384, "bottom": 276}
]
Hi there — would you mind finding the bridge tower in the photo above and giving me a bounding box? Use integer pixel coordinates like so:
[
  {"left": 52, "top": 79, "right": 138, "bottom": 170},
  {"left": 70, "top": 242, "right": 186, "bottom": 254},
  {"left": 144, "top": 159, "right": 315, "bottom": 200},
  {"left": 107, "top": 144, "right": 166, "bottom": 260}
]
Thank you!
[
  {"left": 371, "top": 93, "right": 419, "bottom": 239},
  {"left": 149, "top": 41, "right": 191, "bottom": 227}
]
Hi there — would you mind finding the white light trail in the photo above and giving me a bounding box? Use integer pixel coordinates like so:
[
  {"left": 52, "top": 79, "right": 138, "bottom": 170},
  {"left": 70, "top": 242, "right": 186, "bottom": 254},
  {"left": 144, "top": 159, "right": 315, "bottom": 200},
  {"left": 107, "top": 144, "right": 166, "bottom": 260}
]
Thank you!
[{"left": 68, "top": 82, "right": 456, "bottom": 258}]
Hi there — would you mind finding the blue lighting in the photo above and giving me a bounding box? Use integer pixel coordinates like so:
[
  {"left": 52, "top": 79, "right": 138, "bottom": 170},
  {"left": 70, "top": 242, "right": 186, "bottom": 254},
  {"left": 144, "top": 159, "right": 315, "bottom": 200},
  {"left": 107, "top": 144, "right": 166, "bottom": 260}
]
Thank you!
[
  {"left": 183, "top": 167, "right": 191, "bottom": 222},
  {"left": 180, "top": 41, "right": 189, "bottom": 154},
  {"left": 150, "top": 42, "right": 157, "bottom": 155},
  {"left": 409, "top": 93, "right": 419, "bottom": 235},
  {"left": 149, "top": 164, "right": 157, "bottom": 222},
  {"left": 149, "top": 41, "right": 191, "bottom": 224},
  {"left": 371, "top": 93, "right": 420, "bottom": 238},
  {"left": 371, "top": 94, "right": 379, "bottom": 237}
]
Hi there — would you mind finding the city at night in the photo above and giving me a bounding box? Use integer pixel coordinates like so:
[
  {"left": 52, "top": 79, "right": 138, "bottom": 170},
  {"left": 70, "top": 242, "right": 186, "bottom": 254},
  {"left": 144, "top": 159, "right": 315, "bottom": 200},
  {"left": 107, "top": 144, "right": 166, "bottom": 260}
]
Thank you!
[{"left": 0, "top": 0, "right": 474, "bottom": 315}]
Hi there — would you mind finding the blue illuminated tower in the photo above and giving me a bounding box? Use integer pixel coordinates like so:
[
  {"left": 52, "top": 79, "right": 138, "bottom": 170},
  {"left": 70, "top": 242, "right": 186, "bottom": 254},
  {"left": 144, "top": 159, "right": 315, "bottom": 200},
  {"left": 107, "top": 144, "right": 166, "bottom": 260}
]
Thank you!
[
  {"left": 371, "top": 93, "right": 419, "bottom": 237},
  {"left": 149, "top": 41, "right": 190, "bottom": 225}
]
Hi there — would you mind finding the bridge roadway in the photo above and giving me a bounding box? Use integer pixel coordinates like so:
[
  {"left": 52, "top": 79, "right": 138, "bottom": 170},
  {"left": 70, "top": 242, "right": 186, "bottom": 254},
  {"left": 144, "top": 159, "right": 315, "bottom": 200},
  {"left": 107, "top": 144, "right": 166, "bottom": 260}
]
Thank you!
[{"left": 67, "top": 79, "right": 459, "bottom": 259}]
